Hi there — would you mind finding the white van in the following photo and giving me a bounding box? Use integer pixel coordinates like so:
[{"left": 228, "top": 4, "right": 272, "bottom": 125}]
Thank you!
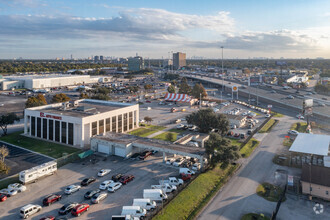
[
  {"left": 121, "top": 206, "right": 147, "bottom": 219},
  {"left": 143, "top": 189, "right": 168, "bottom": 201},
  {"left": 133, "top": 198, "right": 157, "bottom": 211},
  {"left": 179, "top": 168, "right": 195, "bottom": 175},
  {"left": 20, "top": 204, "right": 42, "bottom": 219}
]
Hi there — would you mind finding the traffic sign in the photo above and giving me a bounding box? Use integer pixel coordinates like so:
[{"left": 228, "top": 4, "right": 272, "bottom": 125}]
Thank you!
[{"left": 232, "top": 86, "right": 238, "bottom": 92}]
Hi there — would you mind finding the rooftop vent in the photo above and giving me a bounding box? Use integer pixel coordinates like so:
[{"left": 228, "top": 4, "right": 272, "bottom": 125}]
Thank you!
[{"left": 74, "top": 106, "right": 96, "bottom": 112}]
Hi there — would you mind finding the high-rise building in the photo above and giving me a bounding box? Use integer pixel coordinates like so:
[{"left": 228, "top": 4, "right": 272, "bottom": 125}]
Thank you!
[
  {"left": 173, "top": 52, "right": 186, "bottom": 70},
  {"left": 100, "top": 55, "right": 104, "bottom": 61},
  {"left": 94, "top": 56, "right": 99, "bottom": 61},
  {"left": 128, "top": 56, "right": 144, "bottom": 72}
]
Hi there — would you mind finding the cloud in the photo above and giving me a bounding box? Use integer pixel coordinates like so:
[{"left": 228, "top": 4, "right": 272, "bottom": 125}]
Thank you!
[
  {"left": 0, "top": 8, "right": 234, "bottom": 41},
  {"left": 187, "top": 30, "right": 317, "bottom": 52},
  {"left": 0, "top": 0, "right": 47, "bottom": 8}
]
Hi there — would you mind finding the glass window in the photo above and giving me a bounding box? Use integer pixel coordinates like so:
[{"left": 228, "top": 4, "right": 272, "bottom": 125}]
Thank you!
[
  {"left": 129, "top": 112, "right": 133, "bottom": 130},
  {"left": 134, "top": 110, "right": 137, "bottom": 126},
  {"left": 326, "top": 191, "right": 329, "bottom": 195},
  {"left": 106, "top": 118, "right": 110, "bottom": 132},
  {"left": 37, "top": 117, "right": 41, "bottom": 137},
  {"left": 92, "top": 121, "right": 97, "bottom": 136},
  {"left": 99, "top": 120, "right": 104, "bottom": 134},
  {"left": 49, "top": 120, "right": 53, "bottom": 141},
  {"left": 31, "top": 116, "right": 35, "bottom": 136},
  {"left": 118, "top": 115, "right": 122, "bottom": 133},
  {"left": 68, "top": 123, "right": 73, "bottom": 145},
  {"left": 42, "top": 119, "right": 47, "bottom": 139},
  {"left": 112, "top": 116, "right": 116, "bottom": 132},
  {"left": 61, "top": 122, "right": 67, "bottom": 144},
  {"left": 55, "top": 121, "right": 60, "bottom": 142},
  {"left": 123, "top": 113, "right": 128, "bottom": 132}
]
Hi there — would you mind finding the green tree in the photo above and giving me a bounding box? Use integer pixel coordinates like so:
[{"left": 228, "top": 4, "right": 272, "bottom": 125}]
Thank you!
[
  {"left": 51, "top": 93, "right": 71, "bottom": 103},
  {"left": 167, "top": 85, "right": 176, "bottom": 93},
  {"left": 205, "top": 133, "right": 240, "bottom": 168},
  {"left": 191, "top": 83, "right": 207, "bottom": 99},
  {"left": 0, "top": 145, "right": 10, "bottom": 174},
  {"left": 178, "top": 77, "right": 191, "bottom": 94},
  {"left": 25, "top": 94, "right": 47, "bottom": 108},
  {"left": 91, "top": 94, "right": 111, "bottom": 101},
  {"left": 144, "top": 84, "right": 153, "bottom": 90},
  {"left": 0, "top": 113, "right": 20, "bottom": 136},
  {"left": 166, "top": 132, "right": 175, "bottom": 141},
  {"left": 186, "top": 108, "right": 229, "bottom": 134}
]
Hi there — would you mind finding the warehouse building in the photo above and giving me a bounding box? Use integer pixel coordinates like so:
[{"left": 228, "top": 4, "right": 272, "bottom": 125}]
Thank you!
[
  {"left": 0, "top": 74, "right": 100, "bottom": 90},
  {"left": 23, "top": 99, "right": 139, "bottom": 148}
]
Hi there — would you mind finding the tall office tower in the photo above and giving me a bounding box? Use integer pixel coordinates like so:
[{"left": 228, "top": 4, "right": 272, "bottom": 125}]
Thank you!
[
  {"left": 128, "top": 56, "right": 144, "bottom": 71},
  {"left": 94, "top": 56, "right": 99, "bottom": 61},
  {"left": 173, "top": 52, "right": 186, "bottom": 70},
  {"left": 100, "top": 55, "right": 104, "bottom": 61}
]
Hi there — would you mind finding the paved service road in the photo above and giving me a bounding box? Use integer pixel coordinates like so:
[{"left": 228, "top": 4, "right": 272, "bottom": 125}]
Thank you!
[
  {"left": 0, "top": 141, "right": 54, "bottom": 179},
  {"left": 197, "top": 116, "right": 330, "bottom": 220}
]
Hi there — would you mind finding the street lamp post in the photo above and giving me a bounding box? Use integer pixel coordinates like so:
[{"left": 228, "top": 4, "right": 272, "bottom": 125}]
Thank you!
[
  {"left": 199, "top": 93, "right": 202, "bottom": 108},
  {"left": 221, "top": 46, "right": 224, "bottom": 92}
]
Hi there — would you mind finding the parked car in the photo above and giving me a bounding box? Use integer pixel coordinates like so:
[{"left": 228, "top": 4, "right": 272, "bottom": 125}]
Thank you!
[
  {"left": 286, "top": 95, "right": 294, "bottom": 99},
  {"left": 192, "top": 163, "right": 201, "bottom": 171},
  {"left": 265, "top": 114, "right": 271, "bottom": 118},
  {"left": 173, "top": 157, "right": 184, "bottom": 167},
  {"left": 288, "top": 130, "right": 299, "bottom": 136},
  {"left": 240, "top": 133, "right": 246, "bottom": 139},
  {"left": 39, "top": 216, "right": 55, "bottom": 220},
  {"left": 99, "top": 180, "right": 114, "bottom": 190},
  {"left": 71, "top": 203, "right": 89, "bottom": 217},
  {"left": 81, "top": 177, "right": 96, "bottom": 186},
  {"left": 247, "top": 130, "right": 252, "bottom": 135},
  {"left": 234, "top": 133, "right": 240, "bottom": 138},
  {"left": 139, "top": 151, "right": 152, "bottom": 160},
  {"left": 97, "top": 169, "right": 111, "bottom": 177},
  {"left": 0, "top": 193, "right": 7, "bottom": 202},
  {"left": 296, "top": 114, "right": 305, "bottom": 119},
  {"left": 120, "top": 175, "right": 135, "bottom": 185},
  {"left": 182, "top": 160, "right": 192, "bottom": 168},
  {"left": 20, "top": 204, "right": 42, "bottom": 219},
  {"left": 64, "top": 185, "right": 81, "bottom": 195},
  {"left": 8, "top": 183, "right": 26, "bottom": 192},
  {"left": 176, "top": 124, "right": 185, "bottom": 129},
  {"left": 227, "top": 131, "right": 234, "bottom": 136},
  {"left": 43, "top": 194, "right": 62, "bottom": 206},
  {"left": 130, "top": 153, "right": 141, "bottom": 160},
  {"left": 165, "top": 158, "right": 175, "bottom": 165},
  {"left": 91, "top": 192, "right": 107, "bottom": 204},
  {"left": 112, "top": 173, "right": 124, "bottom": 182},
  {"left": 59, "top": 203, "right": 79, "bottom": 215},
  {"left": 108, "top": 182, "right": 122, "bottom": 192},
  {"left": 230, "top": 124, "right": 237, "bottom": 129},
  {"left": 0, "top": 188, "right": 18, "bottom": 197},
  {"left": 84, "top": 189, "right": 101, "bottom": 199}
]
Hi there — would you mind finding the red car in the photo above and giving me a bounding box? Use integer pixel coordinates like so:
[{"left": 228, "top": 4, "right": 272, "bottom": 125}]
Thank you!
[
  {"left": 139, "top": 151, "right": 152, "bottom": 160},
  {"left": 71, "top": 203, "right": 90, "bottom": 217},
  {"left": 119, "top": 175, "right": 135, "bottom": 185},
  {"left": 234, "top": 133, "right": 240, "bottom": 138},
  {"left": 146, "top": 100, "right": 151, "bottom": 103},
  {"left": 0, "top": 193, "right": 7, "bottom": 202},
  {"left": 40, "top": 216, "right": 55, "bottom": 220},
  {"left": 180, "top": 173, "right": 192, "bottom": 181},
  {"left": 43, "top": 194, "right": 62, "bottom": 206}
]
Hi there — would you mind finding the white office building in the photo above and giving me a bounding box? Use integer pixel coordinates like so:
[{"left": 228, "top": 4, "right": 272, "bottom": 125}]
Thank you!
[{"left": 23, "top": 99, "right": 139, "bottom": 148}]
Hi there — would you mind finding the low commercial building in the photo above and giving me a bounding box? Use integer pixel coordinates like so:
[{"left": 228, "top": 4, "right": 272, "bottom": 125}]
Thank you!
[
  {"left": 289, "top": 133, "right": 330, "bottom": 167},
  {"left": 1, "top": 74, "right": 100, "bottom": 90},
  {"left": 23, "top": 99, "right": 139, "bottom": 148},
  {"left": 301, "top": 164, "right": 330, "bottom": 201},
  {"left": 91, "top": 133, "right": 206, "bottom": 168},
  {"left": 226, "top": 114, "right": 247, "bottom": 128},
  {"left": 128, "top": 56, "right": 144, "bottom": 72}
]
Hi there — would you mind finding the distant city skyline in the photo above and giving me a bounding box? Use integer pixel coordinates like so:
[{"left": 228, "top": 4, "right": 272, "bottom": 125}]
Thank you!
[{"left": 0, "top": 0, "right": 329, "bottom": 59}]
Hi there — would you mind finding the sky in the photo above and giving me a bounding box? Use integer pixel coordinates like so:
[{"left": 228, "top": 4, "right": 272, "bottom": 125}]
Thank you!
[{"left": 0, "top": 0, "right": 330, "bottom": 59}]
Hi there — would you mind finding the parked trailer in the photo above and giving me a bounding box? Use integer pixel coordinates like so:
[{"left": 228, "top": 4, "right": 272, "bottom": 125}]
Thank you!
[{"left": 19, "top": 161, "right": 57, "bottom": 184}]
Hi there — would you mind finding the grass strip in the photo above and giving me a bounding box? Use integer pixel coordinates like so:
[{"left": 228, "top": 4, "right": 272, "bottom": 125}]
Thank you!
[
  {"left": 241, "top": 213, "right": 270, "bottom": 220},
  {"left": 0, "top": 131, "right": 79, "bottom": 159},
  {"left": 256, "top": 182, "right": 286, "bottom": 202},
  {"left": 154, "top": 164, "right": 238, "bottom": 220},
  {"left": 128, "top": 125, "right": 165, "bottom": 137},
  {"left": 152, "top": 132, "right": 178, "bottom": 142},
  {"left": 259, "top": 119, "right": 278, "bottom": 133},
  {"left": 290, "top": 122, "right": 308, "bottom": 133},
  {"left": 240, "top": 138, "right": 260, "bottom": 158}
]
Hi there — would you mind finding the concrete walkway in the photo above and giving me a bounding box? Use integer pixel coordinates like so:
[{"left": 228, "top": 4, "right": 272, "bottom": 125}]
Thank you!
[{"left": 147, "top": 123, "right": 178, "bottom": 138}]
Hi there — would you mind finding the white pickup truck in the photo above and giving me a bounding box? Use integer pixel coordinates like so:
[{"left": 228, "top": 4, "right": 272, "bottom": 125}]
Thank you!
[
  {"left": 159, "top": 177, "right": 183, "bottom": 187},
  {"left": 151, "top": 183, "right": 177, "bottom": 193}
]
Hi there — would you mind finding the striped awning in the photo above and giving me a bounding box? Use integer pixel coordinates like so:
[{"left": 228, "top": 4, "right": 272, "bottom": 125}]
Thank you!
[{"left": 164, "top": 93, "right": 192, "bottom": 102}]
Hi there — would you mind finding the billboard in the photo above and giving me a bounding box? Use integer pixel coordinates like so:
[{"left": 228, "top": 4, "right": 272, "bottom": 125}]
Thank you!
[
  {"left": 232, "top": 85, "right": 239, "bottom": 92},
  {"left": 248, "top": 75, "right": 262, "bottom": 86}
]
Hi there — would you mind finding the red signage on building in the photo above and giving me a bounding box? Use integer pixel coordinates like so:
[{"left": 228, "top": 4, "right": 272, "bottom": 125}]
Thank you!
[{"left": 40, "top": 112, "right": 62, "bottom": 120}]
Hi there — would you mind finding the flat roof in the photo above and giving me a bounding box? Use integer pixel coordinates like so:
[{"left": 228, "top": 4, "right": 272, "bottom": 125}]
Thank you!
[
  {"left": 289, "top": 133, "right": 330, "bottom": 156},
  {"left": 29, "top": 99, "right": 136, "bottom": 118},
  {"left": 95, "top": 132, "right": 205, "bottom": 156},
  {"left": 6, "top": 74, "right": 90, "bottom": 80}
]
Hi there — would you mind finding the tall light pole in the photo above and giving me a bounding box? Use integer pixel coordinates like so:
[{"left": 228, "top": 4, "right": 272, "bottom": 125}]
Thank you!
[{"left": 221, "top": 46, "right": 224, "bottom": 92}]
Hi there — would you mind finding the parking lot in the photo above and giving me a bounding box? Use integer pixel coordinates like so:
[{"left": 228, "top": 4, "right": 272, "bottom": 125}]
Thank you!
[
  {"left": 0, "top": 94, "right": 26, "bottom": 117},
  {"left": 0, "top": 154, "right": 182, "bottom": 219},
  {"left": 0, "top": 142, "right": 53, "bottom": 179}
]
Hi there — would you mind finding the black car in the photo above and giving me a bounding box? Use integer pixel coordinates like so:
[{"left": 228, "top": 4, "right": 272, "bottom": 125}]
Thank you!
[
  {"left": 130, "top": 153, "right": 141, "bottom": 160},
  {"left": 182, "top": 160, "right": 192, "bottom": 168},
  {"left": 84, "top": 189, "right": 101, "bottom": 199},
  {"left": 112, "top": 173, "right": 123, "bottom": 182},
  {"left": 58, "top": 203, "right": 78, "bottom": 215},
  {"left": 81, "top": 177, "right": 96, "bottom": 186}
]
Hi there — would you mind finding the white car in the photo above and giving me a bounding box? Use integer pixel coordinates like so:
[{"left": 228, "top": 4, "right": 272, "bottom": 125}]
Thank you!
[
  {"left": 8, "top": 183, "right": 26, "bottom": 192},
  {"left": 265, "top": 114, "right": 271, "bottom": 118},
  {"left": 99, "top": 180, "right": 114, "bottom": 190},
  {"left": 288, "top": 130, "right": 299, "bottom": 136},
  {"left": 165, "top": 158, "right": 175, "bottom": 165},
  {"left": 176, "top": 124, "right": 185, "bottom": 129},
  {"left": 98, "top": 169, "right": 111, "bottom": 177},
  {"left": 0, "top": 188, "right": 18, "bottom": 197},
  {"left": 64, "top": 185, "right": 81, "bottom": 195},
  {"left": 296, "top": 114, "right": 305, "bottom": 119},
  {"left": 173, "top": 158, "right": 184, "bottom": 167},
  {"left": 108, "top": 182, "right": 122, "bottom": 192}
]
